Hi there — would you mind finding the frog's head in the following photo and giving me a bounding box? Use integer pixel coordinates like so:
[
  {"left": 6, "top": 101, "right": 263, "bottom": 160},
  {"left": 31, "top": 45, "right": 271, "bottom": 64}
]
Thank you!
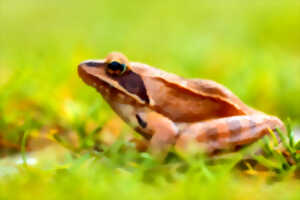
[{"left": 78, "top": 52, "right": 150, "bottom": 106}]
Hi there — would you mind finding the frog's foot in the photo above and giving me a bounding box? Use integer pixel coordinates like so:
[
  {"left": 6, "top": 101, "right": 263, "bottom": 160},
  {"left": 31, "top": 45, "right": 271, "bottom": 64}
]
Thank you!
[{"left": 175, "top": 115, "right": 284, "bottom": 154}]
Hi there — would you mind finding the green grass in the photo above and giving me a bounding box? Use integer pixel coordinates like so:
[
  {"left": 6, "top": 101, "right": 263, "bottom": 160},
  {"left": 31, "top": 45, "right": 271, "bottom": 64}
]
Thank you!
[
  {"left": 0, "top": 126, "right": 299, "bottom": 200},
  {"left": 0, "top": 0, "right": 300, "bottom": 199}
]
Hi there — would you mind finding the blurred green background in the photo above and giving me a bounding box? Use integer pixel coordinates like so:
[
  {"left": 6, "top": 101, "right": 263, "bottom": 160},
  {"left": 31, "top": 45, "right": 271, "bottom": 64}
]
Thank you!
[
  {"left": 0, "top": 0, "right": 300, "bottom": 199},
  {"left": 1, "top": 0, "right": 300, "bottom": 126},
  {"left": 0, "top": 0, "right": 300, "bottom": 149}
]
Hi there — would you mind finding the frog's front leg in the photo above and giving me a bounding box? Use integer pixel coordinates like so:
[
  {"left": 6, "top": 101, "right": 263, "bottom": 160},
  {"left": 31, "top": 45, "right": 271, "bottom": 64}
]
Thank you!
[
  {"left": 136, "top": 112, "right": 179, "bottom": 160},
  {"left": 175, "top": 114, "right": 285, "bottom": 154}
]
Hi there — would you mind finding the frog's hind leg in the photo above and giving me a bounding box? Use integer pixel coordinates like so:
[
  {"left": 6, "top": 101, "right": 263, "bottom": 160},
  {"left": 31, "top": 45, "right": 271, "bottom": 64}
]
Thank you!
[
  {"left": 175, "top": 115, "right": 285, "bottom": 154},
  {"left": 137, "top": 112, "right": 179, "bottom": 161}
]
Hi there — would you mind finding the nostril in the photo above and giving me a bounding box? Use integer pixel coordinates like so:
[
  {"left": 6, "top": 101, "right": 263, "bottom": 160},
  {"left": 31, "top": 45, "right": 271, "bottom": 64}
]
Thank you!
[{"left": 79, "top": 60, "right": 101, "bottom": 67}]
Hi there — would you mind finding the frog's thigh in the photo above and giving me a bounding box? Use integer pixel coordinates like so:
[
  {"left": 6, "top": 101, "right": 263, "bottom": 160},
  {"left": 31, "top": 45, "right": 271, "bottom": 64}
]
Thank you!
[
  {"left": 175, "top": 115, "right": 283, "bottom": 153},
  {"left": 142, "top": 112, "right": 178, "bottom": 159}
]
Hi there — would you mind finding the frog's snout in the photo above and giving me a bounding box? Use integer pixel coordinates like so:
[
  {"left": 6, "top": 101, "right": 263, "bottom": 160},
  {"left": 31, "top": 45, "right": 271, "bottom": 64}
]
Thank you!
[{"left": 78, "top": 60, "right": 104, "bottom": 88}]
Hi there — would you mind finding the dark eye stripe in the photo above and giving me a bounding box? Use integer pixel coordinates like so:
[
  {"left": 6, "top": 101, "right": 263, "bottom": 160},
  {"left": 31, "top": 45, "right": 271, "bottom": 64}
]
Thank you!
[
  {"left": 83, "top": 61, "right": 101, "bottom": 67},
  {"left": 112, "top": 71, "right": 149, "bottom": 103}
]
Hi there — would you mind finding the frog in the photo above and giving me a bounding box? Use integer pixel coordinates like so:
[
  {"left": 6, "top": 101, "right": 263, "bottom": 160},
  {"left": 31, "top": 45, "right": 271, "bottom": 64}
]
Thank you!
[{"left": 78, "top": 52, "right": 285, "bottom": 158}]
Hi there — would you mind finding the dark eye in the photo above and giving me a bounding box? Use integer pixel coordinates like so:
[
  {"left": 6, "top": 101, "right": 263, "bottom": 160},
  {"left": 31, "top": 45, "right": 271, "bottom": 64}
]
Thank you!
[{"left": 107, "top": 61, "right": 127, "bottom": 75}]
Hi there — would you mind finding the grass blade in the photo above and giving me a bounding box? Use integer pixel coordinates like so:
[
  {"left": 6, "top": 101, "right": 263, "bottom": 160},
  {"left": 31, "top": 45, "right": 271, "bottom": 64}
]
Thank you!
[{"left": 21, "top": 130, "right": 30, "bottom": 167}]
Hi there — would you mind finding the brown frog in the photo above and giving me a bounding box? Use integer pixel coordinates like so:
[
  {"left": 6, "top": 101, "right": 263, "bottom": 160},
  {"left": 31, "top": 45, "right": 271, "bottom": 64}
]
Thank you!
[{"left": 78, "top": 52, "right": 284, "bottom": 158}]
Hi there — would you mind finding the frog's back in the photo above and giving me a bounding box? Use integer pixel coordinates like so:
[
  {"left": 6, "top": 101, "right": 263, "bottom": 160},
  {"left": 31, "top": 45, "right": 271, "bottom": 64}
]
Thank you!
[
  {"left": 186, "top": 79, "right": 257, "bottom": 115},
  {"left": 130, "top": 62, "right": 256, "bottom": 122}
]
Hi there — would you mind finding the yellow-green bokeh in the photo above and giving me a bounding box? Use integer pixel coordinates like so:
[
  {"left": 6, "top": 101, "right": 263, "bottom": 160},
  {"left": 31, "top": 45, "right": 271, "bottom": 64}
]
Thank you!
[{"left": 1, "top": 0, "right": 300, "bottom": 128}]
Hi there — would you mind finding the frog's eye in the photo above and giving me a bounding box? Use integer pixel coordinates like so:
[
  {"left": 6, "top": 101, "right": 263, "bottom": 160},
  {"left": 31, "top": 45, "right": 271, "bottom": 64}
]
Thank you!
[{"left": 107, "top": 61, "right": 127, "bottom": 76}]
